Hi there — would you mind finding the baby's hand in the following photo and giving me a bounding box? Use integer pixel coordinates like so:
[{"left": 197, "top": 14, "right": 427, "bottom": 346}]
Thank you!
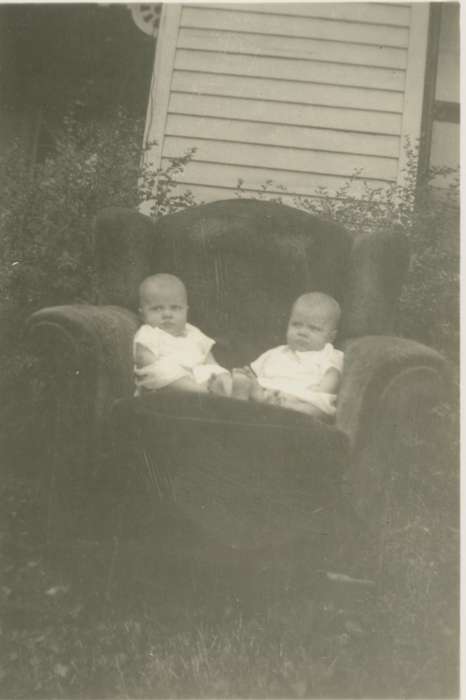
[{"left": 207, "top": 372, "right": 233, "bottom": 396}]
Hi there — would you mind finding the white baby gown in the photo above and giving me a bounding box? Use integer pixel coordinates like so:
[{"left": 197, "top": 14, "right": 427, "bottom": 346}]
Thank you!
[
  {"left": 250, "top": 343, "right": 343, "bottom": 416},
  {"left": 133, "top": 323, "right": 227, "bottom": 394}
]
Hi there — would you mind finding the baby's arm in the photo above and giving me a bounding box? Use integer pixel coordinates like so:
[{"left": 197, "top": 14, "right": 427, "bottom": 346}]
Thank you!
[
  {"left": 275, "top": 369, "right": 341, "bottom": 419},
  {"left": 134, "top": 343, "right": 157, "bottom": 369},
  {"left": 134, "top": 342, "right": 208, "bottom": 393},
  {"left": 315, "top": 367, "right": 341, "bottom": 394},
  {"left": 205, "top": 351, "right": 219, "bottom": 365}
]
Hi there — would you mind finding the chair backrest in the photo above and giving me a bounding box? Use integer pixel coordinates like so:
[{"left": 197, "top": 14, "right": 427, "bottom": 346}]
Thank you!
[
  {"left": 95, "top": 200, "right": 408, "bottom": 365},
  {"left": 151, "top": 200, "right": 351, "bottom": 363}
]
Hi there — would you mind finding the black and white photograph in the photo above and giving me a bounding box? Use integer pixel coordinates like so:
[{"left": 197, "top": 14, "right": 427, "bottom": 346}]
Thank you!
[{"left": 0, "top": 1, "right": 460, "bottom": 697}]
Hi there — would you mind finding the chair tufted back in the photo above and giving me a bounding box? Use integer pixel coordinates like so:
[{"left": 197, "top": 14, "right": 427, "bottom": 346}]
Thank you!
[{"left": 95, "top": 199, "right": 408, "bottom": 365}]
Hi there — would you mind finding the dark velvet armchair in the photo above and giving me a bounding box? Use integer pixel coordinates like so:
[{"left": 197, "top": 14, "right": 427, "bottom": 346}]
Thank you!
[{"left": 27, "top": 200, "right": 449, "bottom": 552}]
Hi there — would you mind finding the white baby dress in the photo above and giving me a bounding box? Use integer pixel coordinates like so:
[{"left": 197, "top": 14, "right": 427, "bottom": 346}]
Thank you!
[
  {"left": 133, "top": 323, "right": 226, "bottom": 394},
  {"left": 250, "top": 343, "right": 343, "bottom": 415}
]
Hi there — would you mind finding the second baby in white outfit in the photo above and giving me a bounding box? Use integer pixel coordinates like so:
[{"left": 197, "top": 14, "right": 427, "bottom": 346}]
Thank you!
[
  {"left": 232, "top": 292, "right": 343, "bottom": 418},
  {"left": 133, "top": 274, "right": 231, "bottom": 396}
]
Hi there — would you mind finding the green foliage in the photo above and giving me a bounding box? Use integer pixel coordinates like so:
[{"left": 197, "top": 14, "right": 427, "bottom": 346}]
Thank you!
[
  {"left": 0, "top": 111, "right": 195, "bottom": 321},
  {"left": 237, "top": 142, "right": 459, "bottom": 361},
  {"left": 0, "top": 114, "right": 138, "bottom": 314},
  {"left": 139, "top": 147, "right": 197, "bottom": 219}
]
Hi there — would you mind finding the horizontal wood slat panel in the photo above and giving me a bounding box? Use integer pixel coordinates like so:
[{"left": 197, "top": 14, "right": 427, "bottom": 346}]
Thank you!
[
  {"left": 181, "top": 6, "right": 410, "bottom": 48},
  {"left": 165, "top": 114, "right": 401, "bottom": 158},
  {"left": 142, "top": 2, "right": 429, "bottom": 211},
  {"left": 178, "top": 28, "right": 408, "bottom": 69},
  {"left": 204, "top": 4, "right": 411, "bottom": 27},
  {"left": 174, "top": 50, "right": 406, "bottom": 92},
  {"left": 163, "top": 135, "right": 398, "bottom": 180},
  {"left": 172, "top": 70, "right": 404, "bottom": 113},
  {"left": 169, "top": 93, "right": 403, "bottom": 135},
  {"left": 161, "top": 159, "right": 392, "bottom": 198}
]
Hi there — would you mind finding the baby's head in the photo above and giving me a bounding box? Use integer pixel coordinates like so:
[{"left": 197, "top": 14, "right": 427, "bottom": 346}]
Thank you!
[
  {"left": 138, "top": 273, "right": 188, "bottom": 336},
  {"left": 286, "top": 292, "right": 341, "bottom": 352}
]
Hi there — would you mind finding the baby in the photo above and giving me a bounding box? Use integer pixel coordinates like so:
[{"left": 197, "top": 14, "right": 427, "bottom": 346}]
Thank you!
[
  {"left": 232, "top": 292, "right": 343, "bottom": 419},
  {"left": 133, "top": 273, "right": 232, "bottom": 396}
]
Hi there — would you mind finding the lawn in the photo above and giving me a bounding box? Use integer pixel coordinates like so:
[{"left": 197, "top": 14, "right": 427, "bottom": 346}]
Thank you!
[{"left": 0, "top": 395, "right": 459, "bottom": 699}]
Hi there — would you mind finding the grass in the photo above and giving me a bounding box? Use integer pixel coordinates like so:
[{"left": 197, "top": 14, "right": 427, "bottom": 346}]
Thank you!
[{"left": 0, "top": 392, "right": 459, "bottom": 700}]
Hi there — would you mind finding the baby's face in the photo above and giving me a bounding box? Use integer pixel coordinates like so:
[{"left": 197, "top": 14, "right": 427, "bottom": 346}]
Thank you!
[
  {"left": 286, "top": 302, "right": 337, "bottom": 352},
  {"left": 140, "top": 284, "right": 188, "bottom": 336}
]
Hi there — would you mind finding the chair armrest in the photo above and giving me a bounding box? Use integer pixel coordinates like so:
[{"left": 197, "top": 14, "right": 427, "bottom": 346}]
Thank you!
[
  {"left": 336, "top": 336, "right": 451, "bottom": 523},
  {"left": 27, "top": 304, "right": 138, "bottom": 465},
  {"left": 337, "top": 335, "right": 448, "bottom": 452}
]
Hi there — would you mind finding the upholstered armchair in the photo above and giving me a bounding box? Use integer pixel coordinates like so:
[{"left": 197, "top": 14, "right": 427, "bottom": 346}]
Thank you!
[{"left": 27, "top": 200, "right": 449, "bottom": 552}]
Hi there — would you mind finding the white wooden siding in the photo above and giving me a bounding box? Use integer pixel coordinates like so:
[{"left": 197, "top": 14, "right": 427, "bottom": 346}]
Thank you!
[
  {"left": 177, "top": 29, "right": 408, "bottom": 68},
  {"left": 143, "top": 3, "right": 429, "bottom": 207},
  {"left": 180, "top": 6, "right": 410, "bottom": 47},
  {"left": 174, "top": 50, "right": 406, "bottom": 92},
  {"left": 207, "top": 4, "right": 412, "bottom": 26},
  {"left": 168, "top": 93, "right": 403, "bottom": 135},
  {"left": 163, "top": 136, "right": 398, "bottom": 179},
  {"left": 166, "top": 115, "right": 401, "bottom": 158},
  {"left": 171, "top": 71, "right": 404, "bottom": 112}
]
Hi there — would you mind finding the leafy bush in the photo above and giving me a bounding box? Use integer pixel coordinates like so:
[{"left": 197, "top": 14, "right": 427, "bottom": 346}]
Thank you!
[
  {"left": 237, "top": 142, "right": 459, "bottom": 362},
  {"left": 0, "top": 111, "right": 196, "bottom": 323}
]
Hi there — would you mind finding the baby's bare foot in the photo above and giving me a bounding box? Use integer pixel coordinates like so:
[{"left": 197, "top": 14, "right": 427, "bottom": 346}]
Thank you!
[
  {"left": 250, "top": 384, "right": 279, "bottom": 405},
  {"left": 270, "top": 390, "right": 283, "bottom": 406},
  {"left": 208, "top": 372, "right": 233, "bottom": 396},
  {"left": 250, "top": 383, "right": 264, "bottom": 403},
  {"left": 231, "top": 369, "right": 252, "bottom": 400}
]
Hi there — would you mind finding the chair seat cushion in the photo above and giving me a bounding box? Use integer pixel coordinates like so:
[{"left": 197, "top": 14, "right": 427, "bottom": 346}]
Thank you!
[{"left": 112, "top": 392, "right": 349, "bottom": 549}]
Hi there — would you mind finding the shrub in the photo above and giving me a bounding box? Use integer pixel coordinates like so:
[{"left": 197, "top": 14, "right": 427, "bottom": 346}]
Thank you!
[{"left": 0, "top": 111, "right": 195, "bottom": 323}]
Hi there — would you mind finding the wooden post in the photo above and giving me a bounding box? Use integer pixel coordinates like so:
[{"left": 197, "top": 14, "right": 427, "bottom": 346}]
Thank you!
[{"left": 140, "top": 4, "right": 182, "bottom": 216}]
